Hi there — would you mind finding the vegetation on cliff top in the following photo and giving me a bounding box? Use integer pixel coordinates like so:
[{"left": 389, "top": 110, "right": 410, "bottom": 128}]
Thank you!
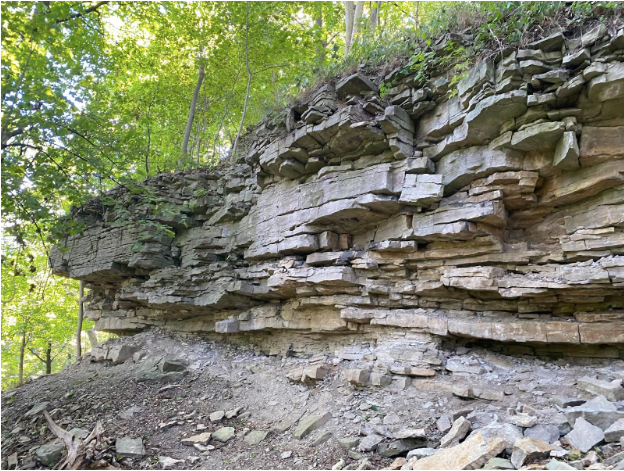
[{"left": 1, "top": 1, "right": 621, "bottom": 388}]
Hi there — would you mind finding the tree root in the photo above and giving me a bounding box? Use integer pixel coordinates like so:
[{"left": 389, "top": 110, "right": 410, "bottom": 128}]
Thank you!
[{"left": 43, "top": 410, "right": 103, "bottom": 470}]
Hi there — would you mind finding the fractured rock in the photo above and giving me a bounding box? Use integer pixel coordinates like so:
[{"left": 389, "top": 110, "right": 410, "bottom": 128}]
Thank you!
[
  {"left": 293, "top": 411, "right": 331, "bottom": 439},
  {"left": 605, "top": 419, "right": 624, "bottom": 443},
  {"left": 212, "top": 427, "right": 235, "bottom": 443},
  {"left": 36, "top": 440, "right": 65, "bottom": 466},
  {"left": 565, "top": 395, "right": 624, "bottom": 430},
  {"left": 553, "top": 131, "right": 580, "bottom": 170},
  {"left": 181, "top": 432, "right": 211, "bottom": 446},
  {"left": 115, "top": 436, "right": 145, "bottom": 459},
  {"left": 510, "top": 437, "right": 554, "bottom": 469},
  {"left": 358, "top": 434, "right": 383, "bottom": 452},
  {"left": 524, "top": 424, "right": 560, "bottom": 444},
  {"left": 407, "top": 432, "right": 507, "bottom": 470},
  {"left": 565, "top": 417, "right": 604, "bottom": 452},
  {"left": 440, "top": 416, "right": 471, "bottom": 448},
  {"left": 577, "top": 376, "right": 624, "bottom": 402},
  {"left": 243, "top": 430, "right": 268, "bottom": 445}
]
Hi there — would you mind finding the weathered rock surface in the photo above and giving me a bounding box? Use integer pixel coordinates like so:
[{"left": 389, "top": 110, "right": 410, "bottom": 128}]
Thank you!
[
  {"left": 406, "top": 432, "right": 507, "bottom": 470},
  {"left": 50, "top": 23, "right": 624, "bottom": 374}
]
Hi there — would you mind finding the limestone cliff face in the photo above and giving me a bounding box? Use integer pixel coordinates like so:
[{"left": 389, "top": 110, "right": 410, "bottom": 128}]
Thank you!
[{"left": 51, "top": 27, "right": 624, "bottom": 359}]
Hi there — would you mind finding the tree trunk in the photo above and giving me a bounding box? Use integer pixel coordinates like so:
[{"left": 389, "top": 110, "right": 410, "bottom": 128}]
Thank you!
[
  {"left": 231, "top": 2, "right": 252, "bottom": 160},
  {"left": 76, "top": 280, "right": 84, "bottom": 358},
  {"left": 182, "top": 48, "right": 205, "bottom": 156},
  {"left": 315, "top": 10, "right": 327, "bottom": 63},
  {"left": 211, "top": 67, "right": 241, "bottom": 163},
  {"left": 369, "top": 1, "right": 381, "bottom": 33},
  {"left": 353, "top": 1, "right": 364, "bottom": 41},
  {"left": 18, "top": 329, "right": 26, "bottom": 386},
  {"left": 45, "top": 341, "right": 52, "bottom": 375},
  {"left": 87, "top": 329, "right": 99, "bottom": 350},
  {"left": 344, "top": 1, "right": 355, "bottom": 57},
  {"left": 413, "top": 1, "right": 420, "bottom": 35}
]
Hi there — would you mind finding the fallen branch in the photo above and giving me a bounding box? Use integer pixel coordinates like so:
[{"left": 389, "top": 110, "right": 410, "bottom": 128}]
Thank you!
[{"left": 43, "top": 410, "right": 103, "bottom": 470}]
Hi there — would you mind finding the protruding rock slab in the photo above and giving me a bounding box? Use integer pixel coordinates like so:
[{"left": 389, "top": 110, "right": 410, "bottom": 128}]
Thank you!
[
  {"left": 293, "top": 411, "right": 331, "bottom": 439},
  {"left": 407, "top": 432, "right": 507, "bottom": 470},
  {"left": 577, "top": 376, "right": 624, "bottom": 401},
  {"left": 553, "top": 131, "right": 580, "bottom": 170}
]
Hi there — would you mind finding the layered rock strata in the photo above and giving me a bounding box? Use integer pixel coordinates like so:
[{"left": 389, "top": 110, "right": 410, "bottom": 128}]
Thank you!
[{"left": 52, "top": 25, "right": 624, "bottom": 363}]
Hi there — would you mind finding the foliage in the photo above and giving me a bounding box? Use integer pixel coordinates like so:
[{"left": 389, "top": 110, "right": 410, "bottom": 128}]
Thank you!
[{"left": 1, "top": 237, "right": 95, "bottom": 389}]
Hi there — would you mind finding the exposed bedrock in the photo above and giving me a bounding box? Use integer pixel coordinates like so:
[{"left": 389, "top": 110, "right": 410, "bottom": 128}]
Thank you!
[{"left": 51, "top": 26, "right": 624, "bottom": 363}]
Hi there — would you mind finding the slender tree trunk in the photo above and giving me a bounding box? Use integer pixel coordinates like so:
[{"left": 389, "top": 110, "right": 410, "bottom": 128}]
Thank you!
[
  {"left": 231, "top": 2, "right": 252, "bottom": 160},
  {"left": 76, "top": 281, "right": 84, "bottom": 358},
  {"left": 369, "top": 1, "right": 381, "bottom": 32},
  {"left": 211, "top": 68, "right": 241, "bottom": 162},
  {"left": 413, "top": 1, "right": 420, "bottom": 36},
  {"left": 87, "top": 329, "right": 99, "bottom": 350},
  {"left": 344, "top": 1, "right": 355, "bottom": 57},
  {"left": 315, "top": 11, "right": 327, "bottom": 63},
  {"left": 182, "top": 48, "right": 205, "bottom": 156},
  {"left": 353, "top": 1, "right": 364, "bottom": 41},
  {"left": 45, "top": 341, "right": 52, "bottom": 375},
  {"left": 18, "top": 329, "right": 26, "bottom": 386}
]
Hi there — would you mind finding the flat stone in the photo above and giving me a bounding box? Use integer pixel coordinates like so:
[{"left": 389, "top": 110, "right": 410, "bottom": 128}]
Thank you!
[
  {"left": 588, "top": 62, "right": 624, "bottom": 102},
  {"left": 546, "top": 459, "right": 576, "bottom": 470},
  {"left": 378, "top": 438, "right": 425, "bottom": 457},
  {"left": 436, "top": 415, "right": 452, "bottom": 433},
  {"left": 528, "top": 32, "right": 565, "bottom": 52},
  {"left": 212, "top": 427, "right": 235, "bottom": 443},
  {"left": 408, "top": 432, "right": 507, "bottom": 470},
  {"left": 293, "top": 411, "right": 331, "bottom": 439},
  {"left": 579, "top": 126, "right": 624, "bottom": 167},
  {"left": 25, "top": 402, "right": 49, "bottom": 417},
  {"left": 358, "top": 433, "right": 383, "bottom": 452},
  {"left": 406, "top": 448, "right": 436, "bottom": 460},
  {"left": 565, "top": 395, "right": 624, "bottom": 430},
  {"left": 346, "top": 369, "right": 370, "bottom": 387},
  {"left": 181, "top": 432, "right": 211, "bottom": 446},
  {"left": 243, "top": 430, "right": 268, "bottom": 445},
  {"left": 336, "top": 73, "right": 378, "bottom": 97},
  {"left": 36, "top": 440, "right": 65, "bottom": 466},
  {"left": 445, "top": 357, "right": 485, "bottom": 375},
  {"left": 440, "top": 416, "right": 471, "bottom": 448},
  {"left": 311, "top": 430, "right": 332, "bottom": 447},
  {"left": 605, "top": 418, "right": 624, "bottom": 442},
  {"left": 511, "top": 121, "right": 565, "bottom": 151},
  {"left": 158, "top": 456, "right": 185, "bottom": 469},
  {"left": 508, "top": 413, "right": 537, "bottom": 428},
  {"left": 274, "top": 410, "right": 305, "bottom": 433},
  {"left": 524, "top": 424, "right": 560, "bottom": 444},
  {"left": 510, "top": 437, "right": 553, "bottom": 469},
  {"left": 225, "top": 406, "right": 243, "bottom": 419},
  {"left": 578, "top": 376, "right": 624, "bottom": 401},
  {"left": 565, "top": 417, "right": 604, "bottom": 452},
  {"left": 471, "top": 423, "right": 523, "bottom": 454},
  {"left": 115, "top": 436, "right": 145, "bottom": 459},
  {"left": 483, "top": 457, "right": 514, "bottom": 470},
  {"left": 210, "top": 410, "right": 225, "bottom": 422},
  {"left": 553, "top": 131, "right": 579, "bottom": 170},
  {"left": 338, "top": 436, "right": 361, "bottom": 450}
]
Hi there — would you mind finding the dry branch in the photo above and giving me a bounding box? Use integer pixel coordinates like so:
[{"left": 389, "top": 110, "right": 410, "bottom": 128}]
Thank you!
[{"left": 43, "top": 410, "right": 103, "bottom": 470}]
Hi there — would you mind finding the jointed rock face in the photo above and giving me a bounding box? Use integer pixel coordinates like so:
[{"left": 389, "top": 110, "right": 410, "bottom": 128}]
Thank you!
[{"left": 51, "top": 26, "right": 624, "bottom": 366}]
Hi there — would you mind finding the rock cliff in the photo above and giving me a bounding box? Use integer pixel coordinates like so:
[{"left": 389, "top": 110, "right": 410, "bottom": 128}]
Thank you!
[{"left": 51, "top": 25, "right": 624, "bottom": 364}]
